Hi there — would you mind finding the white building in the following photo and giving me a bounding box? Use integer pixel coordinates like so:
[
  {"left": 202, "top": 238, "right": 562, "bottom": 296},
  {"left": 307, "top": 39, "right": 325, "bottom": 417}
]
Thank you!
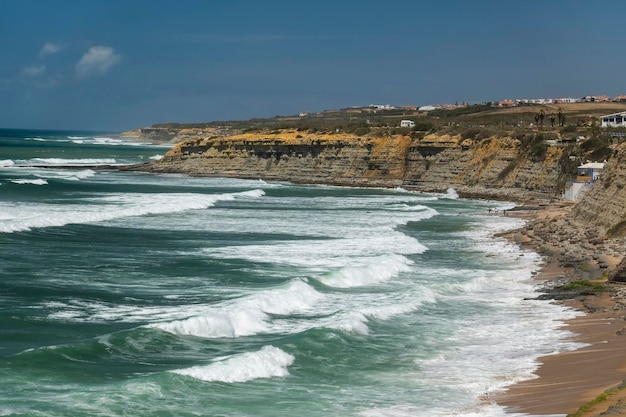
[
  {"left": 601, "top": 112, "right": 626, "bottom": 127},
  {"left": 370, "top": 104, "right": 394, "bottom": 110},
  {"left": 400, "top": 120, "right": 415, "bottom": 128},
  {"left": 556, "top": 97, "right": 579, "bottom": 104},
  {"left": 577, "top": 162, "right": 605, "bottom": 181},
  {"left": 418, "top": 105, "right": 437, "bottom": 112},
  {"left": 564, "top": 162, "right": 605, "bottom": 201}
]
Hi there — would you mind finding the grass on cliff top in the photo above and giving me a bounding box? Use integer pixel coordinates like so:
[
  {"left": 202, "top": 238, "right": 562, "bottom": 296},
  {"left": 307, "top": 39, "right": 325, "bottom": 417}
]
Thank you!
[{"left": 148, "top": 102, "right": 626, "bottom": 132}]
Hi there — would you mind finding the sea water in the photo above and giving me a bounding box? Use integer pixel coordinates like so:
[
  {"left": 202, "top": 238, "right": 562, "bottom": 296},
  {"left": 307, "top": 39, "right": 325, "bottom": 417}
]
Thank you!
[{"left": 0, "top": 128, "right": 583, "bottom": 417}]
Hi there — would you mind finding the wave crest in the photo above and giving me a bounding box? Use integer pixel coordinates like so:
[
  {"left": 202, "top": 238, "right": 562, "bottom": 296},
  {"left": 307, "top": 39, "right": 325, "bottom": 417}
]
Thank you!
[
  {"left": 10, "top": 179, "right": 48, "bottom": 186},
  {"left": 172, "top": 346, "right": 294, "bottom": 383},
  {"left": 318, "top": 254, "right": 413, "bottom": 288}
]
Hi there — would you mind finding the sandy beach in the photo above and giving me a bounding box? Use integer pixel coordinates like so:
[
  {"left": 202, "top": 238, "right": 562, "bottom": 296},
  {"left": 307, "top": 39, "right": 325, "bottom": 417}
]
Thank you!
[{"left": 496, "top": 202, "right": 626, "bottom": 416}]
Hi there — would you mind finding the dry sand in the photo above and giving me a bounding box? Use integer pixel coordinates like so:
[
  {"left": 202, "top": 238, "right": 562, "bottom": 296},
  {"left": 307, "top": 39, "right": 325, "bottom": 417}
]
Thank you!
[{"left": 495, "top": 204, "right": 626, "bottom": 417}]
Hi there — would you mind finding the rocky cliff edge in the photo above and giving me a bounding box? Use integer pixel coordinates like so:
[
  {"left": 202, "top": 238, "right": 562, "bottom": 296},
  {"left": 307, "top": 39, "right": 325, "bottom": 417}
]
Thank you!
[{"left": 136, "top": 129, "right": 569, "bottom": 203}]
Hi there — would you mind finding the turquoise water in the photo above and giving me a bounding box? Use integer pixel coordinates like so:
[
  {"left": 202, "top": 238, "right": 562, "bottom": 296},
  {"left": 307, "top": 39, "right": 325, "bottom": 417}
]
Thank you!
[{"left": 0, "top": 129, "right": 582, "bottom": 417}]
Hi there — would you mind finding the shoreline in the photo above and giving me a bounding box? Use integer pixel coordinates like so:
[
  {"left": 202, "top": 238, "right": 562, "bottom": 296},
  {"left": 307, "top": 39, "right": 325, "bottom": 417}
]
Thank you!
[
  {"left": 116, "top": 163, "right": 626, "bottom": 415},
  {"left": 496, "top": 201, "right": 626, "bottom": 416}
]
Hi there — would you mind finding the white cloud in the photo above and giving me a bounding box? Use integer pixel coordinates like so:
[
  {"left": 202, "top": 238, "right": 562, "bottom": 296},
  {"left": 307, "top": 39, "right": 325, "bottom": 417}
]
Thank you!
[
  {"left": 75, "top": 46, "right": 121, "bottom": 79},
  {"left": 21, "top": 64, "right": 46, "bottom": 77},
  {"left": 40, "top": 42, "right": 64, "bottom": 58}
]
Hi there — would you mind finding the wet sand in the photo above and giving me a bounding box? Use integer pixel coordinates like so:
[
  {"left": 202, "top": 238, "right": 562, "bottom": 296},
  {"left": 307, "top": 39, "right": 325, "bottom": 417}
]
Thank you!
[
  {"left": 499, "top": 289, "right": 626, "bottom": 415},
  {"left": 496, "top": 203, "right": 626, "bottom": 416}
]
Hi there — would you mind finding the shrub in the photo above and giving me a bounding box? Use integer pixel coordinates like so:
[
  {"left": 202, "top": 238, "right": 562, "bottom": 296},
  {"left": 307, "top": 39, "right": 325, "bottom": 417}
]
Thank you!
[
  {"left": 607, "top": 220, "right": 626, "bottom": 238},
  {"left": 558, "top": 280, "right": 605, "bottom": 292},
  {"left": 516, "top": 133, "right": 548, "bottom": 161},
  {"left": 580, "top": 136, "right": 612, "bottom": 161},
  {"left": 413, "top": 122, "right": 435, "bottom": 132},
  {"left": 529, "top": 140, "right": 548, "bottom": 161}
]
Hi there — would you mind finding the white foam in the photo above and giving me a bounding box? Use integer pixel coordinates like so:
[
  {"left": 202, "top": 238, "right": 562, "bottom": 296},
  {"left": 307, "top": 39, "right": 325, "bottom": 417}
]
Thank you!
[
  {"left": 94, "top": 137, "right": 122, "bottom": 144},
  {"left": 44, "top": 299, "right": 203, "bottom": 323},
  {"left": 149, "top": 278, "right": 322, "bottom": 338},
  {"left": 234, "top": 189, "right": 265, "bottom": 199},
  {"left": 43, "top": 268, "right": 426, "bottom": 338},
  {"left": 397, "top": 213, "right": 588, "bottom": 416},
  {"left": 29, "top": 157, "right": 117, "bottom": 166},
  {"left": 325, "top": 311, "right": 370, "bottom": 335},
  {"left": 361, "top": 291, "right": 437, "bottom": 320},
  {"left": 359, "top": 403, "right": 563, "bottom": 417},
  {"left": 67, "top": 169, "right": 96, "bottom": 180},
  {"left": 205, "top": 233, "right": 426, "bottom": 270},
  {"left": 9, "top": 168, "right": 96, "bottom": 182},
  {"left": 0, "top": 189, "right": 265, "bottom": 233},
  {"left": 318, "top": 254, "right": 413, "bottom": 288},
  {"left": 172, "top": 345, "right": 294, "bottom": 383},
  {"left": 10, "top": 179, "right": 48, "bottom": 186},
  {"left": 63, "top": 135, "right": 165, "bottom": 147},
  {"left": 443, "top": 187, "right": 459, "bottom": 199},
  {"left": 0, "top": 159, "right": 15, "bottom": 167},
  {"left": 153, "top": 309, "right": 270, "bottom": 338}
]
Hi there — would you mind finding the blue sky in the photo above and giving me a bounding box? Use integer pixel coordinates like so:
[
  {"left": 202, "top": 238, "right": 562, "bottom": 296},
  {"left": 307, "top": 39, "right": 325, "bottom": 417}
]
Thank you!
[{"left": 1, "top": 0, "right": 624, "bottom": 131}]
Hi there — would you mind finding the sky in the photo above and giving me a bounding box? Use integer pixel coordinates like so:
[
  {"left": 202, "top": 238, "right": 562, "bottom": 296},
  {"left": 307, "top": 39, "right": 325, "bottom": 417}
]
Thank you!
[{"left": 1, "top": 0, "right": 624, "bottom": 131}]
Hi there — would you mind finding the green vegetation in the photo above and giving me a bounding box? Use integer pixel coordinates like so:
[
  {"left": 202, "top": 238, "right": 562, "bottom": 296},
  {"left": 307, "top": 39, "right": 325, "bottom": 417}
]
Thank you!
[
  {"left": 497, "top": 157, "right": 521, "bottom": 180},
  {"left": 567, "top": 391, "right": 611, "bottom": 417},
  {"left": 428, "top": 103, "right": 494, "bottom": 118},
  {"left": 459, "top": 127, "right": 496, "bottom": 141},
  {"left": 412, "top": 121, "right": 435, "bottom": 132},
  {"left": 513, "top": 132, "right": 549, "bottom": 161},
  {"left": 607, "top": 220, "right": 626, "bottom": 238},
  {"left": 566, "top": 380, "right": 626, "bottom": 417},
  {"left": 580, "top": 135, "right": 612, "bottom": 161},
  {"left": 558, "top": 280, "right": 605, "bottom": 293}
]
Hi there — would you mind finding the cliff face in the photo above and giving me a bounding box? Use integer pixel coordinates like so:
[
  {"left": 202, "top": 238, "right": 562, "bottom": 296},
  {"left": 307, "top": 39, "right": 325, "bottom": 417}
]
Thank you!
[
  {"left": 151, "top": 131, "right": 411, "bottom": 187},
  {"left": 569, "top": 143, "right": 626, "bottom": 235},
  {"left": 145, "top": 130, "right": 568, "bottom": 200},
  {"left": 404, "top": 134, "right": 565, "bottom": 197}
]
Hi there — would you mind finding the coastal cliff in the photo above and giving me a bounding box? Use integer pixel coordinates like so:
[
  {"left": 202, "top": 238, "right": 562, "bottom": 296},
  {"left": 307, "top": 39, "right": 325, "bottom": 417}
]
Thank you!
[
  {"left": 147, "top": 131, "right": 411, "bottom": 188},
  {"left": 140, "top": 129, "right": 569, "bottom": 201},
  {"left": 570, "top": 142, "right": 626, "bottom": 235}
]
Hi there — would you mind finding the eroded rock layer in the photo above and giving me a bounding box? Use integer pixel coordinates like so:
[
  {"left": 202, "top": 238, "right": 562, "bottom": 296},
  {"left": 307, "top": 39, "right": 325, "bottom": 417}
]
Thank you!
[{"left": 140, "top": 130, "right": 568, "bottom": 202}]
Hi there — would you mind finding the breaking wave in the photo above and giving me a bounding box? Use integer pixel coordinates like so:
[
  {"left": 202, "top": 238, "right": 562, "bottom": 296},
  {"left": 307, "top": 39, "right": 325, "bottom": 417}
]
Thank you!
[{"left": 172, "top": 346, "right": 294, "bottom": 383}]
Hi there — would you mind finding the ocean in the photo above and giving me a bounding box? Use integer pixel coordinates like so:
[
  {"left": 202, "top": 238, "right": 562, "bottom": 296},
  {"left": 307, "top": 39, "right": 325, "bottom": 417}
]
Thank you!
[{"left": 0, "top": 128, "right": 584, "bottom": 417}]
